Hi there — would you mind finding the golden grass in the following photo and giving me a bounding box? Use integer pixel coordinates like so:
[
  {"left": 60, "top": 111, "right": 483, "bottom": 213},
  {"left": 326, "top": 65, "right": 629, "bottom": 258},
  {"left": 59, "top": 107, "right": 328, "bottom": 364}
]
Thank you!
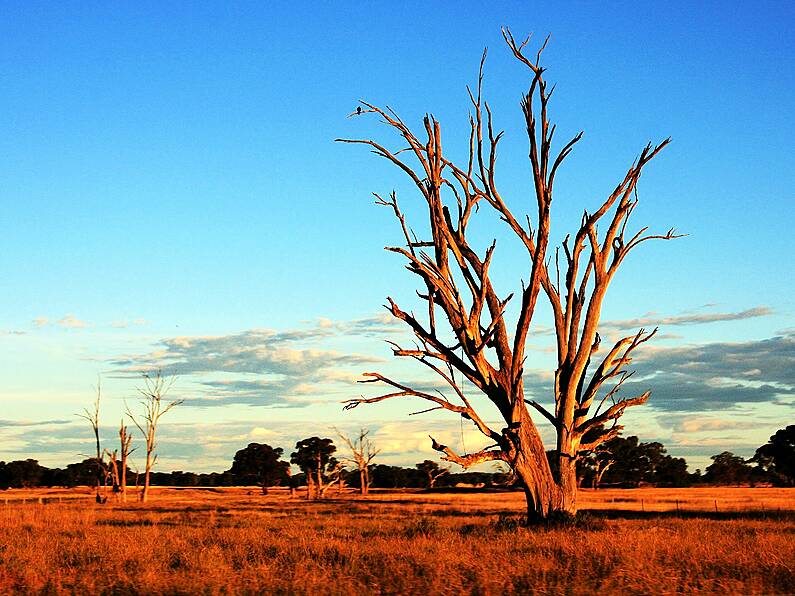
[{"left": 0, "top": 487, "right": 793, "bottom": 594}]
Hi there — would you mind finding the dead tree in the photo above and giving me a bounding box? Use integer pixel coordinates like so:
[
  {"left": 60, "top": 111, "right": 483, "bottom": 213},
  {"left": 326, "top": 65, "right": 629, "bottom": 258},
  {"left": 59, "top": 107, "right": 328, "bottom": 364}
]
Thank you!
[
  {"left": 105, "top": 448, "right": 120, "bottom": 495},
  {"left": 429, "top": 467, "right": 449, "bottom": 489},
  {"left": 126, "top": 372, "right": 182, "bottom": 503},
  {"left": 118, "top": 420, "right": 134, "bottom": 502},
  {"left": 336, "top": 428, "right": 380, "bottom": 496},
  {"left": 417, "top": 460, "right": 450, "bottom": 488},
  {"left": 319, "top": 462, "right": 344, "bottom": 498},
  {"left": 593, "top": 458, "right": 614, "bottom": 490},
  {"left": 286, "top": 467, "right": 296, "bottom": 498},
  {"left": 79, "top": 382, "right": 107, "bottom": 504},
  {"left": 339, "top": 28, "right": 681, "bottom": 521}
]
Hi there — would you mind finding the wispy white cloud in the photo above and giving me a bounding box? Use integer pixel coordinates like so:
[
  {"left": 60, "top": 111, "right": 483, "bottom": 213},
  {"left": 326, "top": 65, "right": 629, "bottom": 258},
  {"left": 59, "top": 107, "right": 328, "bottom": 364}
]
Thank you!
[
  {"left": 666, "top": 415, "right": 769, "bottom": 434},
  {"left": 57, "top": 314, "right": 89, "bottom": 329},
  {"left": 110, "top": 318, "right": 147, "bottom": 329},
  {"left": 0, "top": 418, "right": 73, "bottom": 428},
  {"left": 601, "top": 306, "right": 773, "bottom": 332}
]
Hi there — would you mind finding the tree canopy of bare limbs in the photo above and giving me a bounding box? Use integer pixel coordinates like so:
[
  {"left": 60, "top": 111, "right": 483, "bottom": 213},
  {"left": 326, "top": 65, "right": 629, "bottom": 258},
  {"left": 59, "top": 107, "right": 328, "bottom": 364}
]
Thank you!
[
  {"left": 78, "top": 381, "right": 108, "bottom": 504},
  {"left": 126, "top": 372, "right": 182, "bottom": 503},
  {"left": 338, "top": 28, "right": 682, "bottom": 521},
  {"left": 336, "top": 428, "right": 380, "bottom": 495}
]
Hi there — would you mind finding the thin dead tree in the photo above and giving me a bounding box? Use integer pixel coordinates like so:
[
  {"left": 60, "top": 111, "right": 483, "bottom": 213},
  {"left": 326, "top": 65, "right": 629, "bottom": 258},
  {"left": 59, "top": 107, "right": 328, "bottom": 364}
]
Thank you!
[
  {"left": 335, "top": 428, "right": 380, "bottom": 496},
  {"left": 105, "top": 447, "right": 119, "bottom": 495},
  {"left": 319, "top": 462, "right": 344, "bottom": 498},
  {"left": 593, "top": 455, "right": 614, "bottom": 490},
  {"left": 79, "top": 381, "right": 107, "bottom": 504},
  {"left": 417, "top": 460, "right": 450, "bottom": 489},
  {"left": 126, "top": 371, "right": 182, "bottom": 503},
  {"left": 286, "top": 466, "right": 296, "bottom": 498},
  {"left": 339, "top": 28, "right": 681, "bottom": 520},
  {"left": 118, "top": 420, "right": 135, "bottom": 502}
]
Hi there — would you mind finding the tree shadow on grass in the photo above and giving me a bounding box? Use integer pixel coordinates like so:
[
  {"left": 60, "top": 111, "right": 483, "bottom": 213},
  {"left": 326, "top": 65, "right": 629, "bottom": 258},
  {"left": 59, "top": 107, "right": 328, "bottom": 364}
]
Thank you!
[
  {"left": 581, "top": 508, "right": 795, "bottom": 522},
  {"left": 95, "top": 519, "right": 157, "bottom": 527}
]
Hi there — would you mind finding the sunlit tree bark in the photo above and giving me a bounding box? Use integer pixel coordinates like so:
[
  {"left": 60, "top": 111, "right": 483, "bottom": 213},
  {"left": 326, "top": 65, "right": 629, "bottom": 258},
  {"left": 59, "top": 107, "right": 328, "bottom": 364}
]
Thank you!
[{"left": 339, "top": 29, "right": 680, "bottom": 521}]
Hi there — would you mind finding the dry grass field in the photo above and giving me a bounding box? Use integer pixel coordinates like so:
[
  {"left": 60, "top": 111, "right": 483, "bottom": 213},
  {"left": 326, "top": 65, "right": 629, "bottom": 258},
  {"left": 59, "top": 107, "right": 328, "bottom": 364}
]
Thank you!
[{"left": 0, "top": 487, "right": 793, "bottom": 595}]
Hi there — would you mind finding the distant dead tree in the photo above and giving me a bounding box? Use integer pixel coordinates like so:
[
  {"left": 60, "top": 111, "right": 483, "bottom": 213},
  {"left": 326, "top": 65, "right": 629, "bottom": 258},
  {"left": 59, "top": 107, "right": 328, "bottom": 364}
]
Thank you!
[
  {"left": 339, "top": 28, "right": 681, "bottom": 521},
  {"left": 126, "top": 372, "right": 182, "bottom": 503},
  {"left": 492, "top": 461, "right": 517, "bottom": 487},
  {"left": 105, "top": 447, "right": 119, "bottom": 495},
  {"left": 79, "top": 381, "right": 107, "bottom": 504},
  {"left": 322, "top": 461, "right": 345, "bottom": 498},
  {"left": 336, "top": 428, "right": 380, "bottom": 495},
  {"left": 416, "top": 460, "right": 450, "bottom": 489},
  {"left": 592, "top": 445, "right": 615, "bottom": 490},
  {"left": 118, "top": 421, "right": 135, "bottom": 502},
  {"left": 286, "top": 467, "right": 296, "bottom": 498}
]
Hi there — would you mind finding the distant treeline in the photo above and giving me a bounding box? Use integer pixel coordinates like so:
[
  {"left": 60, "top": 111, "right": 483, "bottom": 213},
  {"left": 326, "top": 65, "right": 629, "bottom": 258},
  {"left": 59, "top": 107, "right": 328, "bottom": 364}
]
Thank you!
[
  {"left": 2, "top": 425, "right": 793, "bottom": 490},
  {"left": 0, "top": 457, "right": 508, "bottom": 491}
]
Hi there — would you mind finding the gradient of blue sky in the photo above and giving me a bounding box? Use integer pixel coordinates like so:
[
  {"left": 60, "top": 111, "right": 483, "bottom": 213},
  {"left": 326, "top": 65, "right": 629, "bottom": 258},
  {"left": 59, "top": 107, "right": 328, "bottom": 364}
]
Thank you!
[{"left": 0, "top": 2, "right": 792, "bottom": 473}]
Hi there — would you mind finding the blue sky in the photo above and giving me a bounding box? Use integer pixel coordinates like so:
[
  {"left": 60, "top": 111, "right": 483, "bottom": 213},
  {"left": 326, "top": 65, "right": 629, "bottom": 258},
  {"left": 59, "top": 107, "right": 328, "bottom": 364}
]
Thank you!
[{"left": 0, "top": 2, "right": 793, "bottom": 473}]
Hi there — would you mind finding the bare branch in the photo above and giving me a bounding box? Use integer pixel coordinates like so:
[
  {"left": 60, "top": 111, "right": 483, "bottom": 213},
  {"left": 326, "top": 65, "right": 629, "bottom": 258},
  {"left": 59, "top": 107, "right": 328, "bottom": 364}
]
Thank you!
[{"left": 429, "top": 435, "right": 506, "bottom": 468}]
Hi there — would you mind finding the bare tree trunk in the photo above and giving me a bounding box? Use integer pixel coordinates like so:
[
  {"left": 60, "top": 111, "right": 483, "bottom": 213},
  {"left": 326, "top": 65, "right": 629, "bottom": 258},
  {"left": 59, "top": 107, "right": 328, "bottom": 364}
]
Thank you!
[
  {"left": 141, "top": 452, "right": 151, "bottom": 503},
  {"left": 511, "top": 410, "right": 567, "bottom": 520},
  {"left": 106, "top": 450, "right": 120, "bottom": 499},
  {"left": 119, "top": 422, "right": 133, "bottom": 503},
  {"left": 594, "top": 460, "right": 613, "bottom": 490},
  {"left": 286, "top": 467, "right": 295, "bottom": 498},
  {"left": 120, "top": 452, "right": 128, "bottom": 502},
  {"left": 81, "top": 382, "right": 107, "bottom": 504},
  {"left": 556, "top": 457, "right": 578, "bottom": 516},
  {"left": 555, "top": 421, "right": 579, "bottom": 515},
  {"left": 360, "top": 468, "right": 367, "bottom": 496}
]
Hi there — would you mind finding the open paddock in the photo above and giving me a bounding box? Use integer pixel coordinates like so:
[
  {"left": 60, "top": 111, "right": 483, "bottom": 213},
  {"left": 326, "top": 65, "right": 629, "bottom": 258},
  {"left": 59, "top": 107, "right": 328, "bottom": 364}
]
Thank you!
[{"left": 0, "top": 487, "right": 792, "bottom": 594}]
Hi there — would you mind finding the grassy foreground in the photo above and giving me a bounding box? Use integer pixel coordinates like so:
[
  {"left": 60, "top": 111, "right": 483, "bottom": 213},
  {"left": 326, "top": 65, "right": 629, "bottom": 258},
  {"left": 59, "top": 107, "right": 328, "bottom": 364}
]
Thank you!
[{"left": 0, "top": 487, "right": 793, "bottom": 594}]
